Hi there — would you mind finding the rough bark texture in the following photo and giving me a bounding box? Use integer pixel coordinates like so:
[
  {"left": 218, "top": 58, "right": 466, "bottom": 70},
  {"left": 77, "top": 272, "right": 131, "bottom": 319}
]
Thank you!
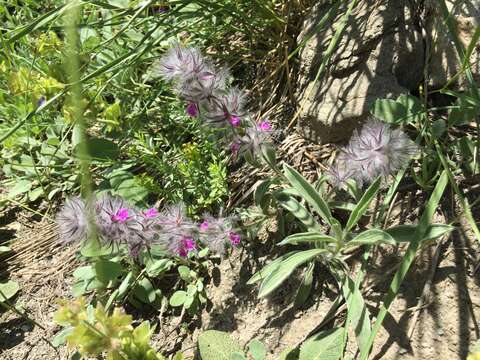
[{"left": 296, "top": 0, "right": 480, "bottom": 144}]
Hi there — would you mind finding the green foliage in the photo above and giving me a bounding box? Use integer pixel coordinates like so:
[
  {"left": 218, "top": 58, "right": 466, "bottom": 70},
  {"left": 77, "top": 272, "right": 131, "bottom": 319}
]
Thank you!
[
  {"left": 0, "top": 280, "right": 20, "bottom": 302},
  {"left": 53, "top": 297, "right": 167, "bottom": 360}
]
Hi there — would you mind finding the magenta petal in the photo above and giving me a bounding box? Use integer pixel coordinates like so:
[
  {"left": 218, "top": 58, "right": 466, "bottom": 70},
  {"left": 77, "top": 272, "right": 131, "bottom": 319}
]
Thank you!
[
  {"left": 229, "top": 232, "right": 241, "bottom": 246},
  {"left": 186, "top": 102, "right": 199, "bottom": 117},
  {"left": 144, "top": 208, "right": 159, "bottom": 218},
  {"left": 199, "top": 220, "right": 209, "bottom": 231},
  {"left": 230, "top": 116, "right": 241, "bottom": 127},
  {"left": 258, "top": 120, "right": 272, "bottom": 132}
]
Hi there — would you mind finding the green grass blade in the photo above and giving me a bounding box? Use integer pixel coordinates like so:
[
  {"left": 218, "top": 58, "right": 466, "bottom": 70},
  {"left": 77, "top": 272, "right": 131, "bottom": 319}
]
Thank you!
[{"left": 360, "top": 171, "right": 448, "bottom": 359}]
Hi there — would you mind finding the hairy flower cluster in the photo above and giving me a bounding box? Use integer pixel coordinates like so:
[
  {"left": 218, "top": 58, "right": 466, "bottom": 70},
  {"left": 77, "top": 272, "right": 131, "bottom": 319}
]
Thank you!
[
  {"left": 154, "top": 43, "right": 273, "bottom": 158},
  {"left": 56, "top": 195, "right": 241, "bottom": 258},
  {"left": 328, "top": 119, "right": 419, "bottom": 188}
]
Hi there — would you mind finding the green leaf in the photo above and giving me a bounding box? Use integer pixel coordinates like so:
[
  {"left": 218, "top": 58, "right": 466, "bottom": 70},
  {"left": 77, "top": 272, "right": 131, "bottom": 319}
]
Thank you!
[
  {"left": 8, "top": 179, "right": 32, "bottom": 198},
  {"left": 248, "top": 339, "right": 267, "bottom": 360},
  {"left": 371, "top": 98, "right": 407, "bottom": 124},
  {"left": 386, "top": 224, "right": 454, "bottom": 243},
  {"left": 278, "top": 232, "right": 336, "bottom": 246},
  {"left": 80, "top": 238, "right": 112, "bottom": 257},
  {"left": 282, "top": 164, "right": 332, "bottom": 225},
  {"left": 345, "top": 177, "right": 381, "bottom": 232},
  {"left": 431, "top": 119, "right": 446, "bottom": 139},
  {"left": 247, "top": 252, "right": 297, "bottom": 285},
  {"left": 347, "top": 229, "right": 396, "bottom": 247},
  {"left": 258, "top": 249, "right": 326, "bottom": 298},
  {"left": 115, "top": 178, "right": 149, "bottom": 203},
  {"left": 52, "top": 326, "right": 74, "bottom": 347},
  {"left": 133, "top": 277, "right": 156, "bottom": 304},
  {"left": 94, "top": 260, "right": 123, "bottom": 284},
  {"left": 276, "top": 192, "right": 323, "bottom": 232},
  {"left": 169, "top": 290, "right": 187, "bottom": 307},
  {"left": 294, "top": 262, "right": 315, "bottom": 307},
  {"left": 0, "top": 281, "right": 20, "bottom": 302},
  {"left": 74, "top": 137, "right": 119, "bottom": 161},
  {"left": 299, "top": 327, "right": 345, "bottom": 360},
  {"left": 145, "top": 259, "right": 172, "bottom": 277},
  {"left": 231, "top": 352, "right": 247, "bottom": 360},
  {"left": 178, "top": 265, "right": 192, "bottom": 282},
  {"left": 73, "top": 265, "right": 95, "bottom": 280},
  {"left": 117, "top": 271, "right": 134, "bottom": 297},
  {"left": 342, "top": 276, "right": 371, "bottom": 354},
  {"left": 198, "top": 330, "right": 243, "bottom": 360}
]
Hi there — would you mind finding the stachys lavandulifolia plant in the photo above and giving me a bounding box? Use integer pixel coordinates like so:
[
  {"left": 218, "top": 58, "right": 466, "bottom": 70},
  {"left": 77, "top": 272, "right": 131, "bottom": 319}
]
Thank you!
[
  {"left": 56, "top": 195, "right": 241, "bottom": 259},
  {"left": 328, "top": 118, "right": 419, "bottom": 188}
]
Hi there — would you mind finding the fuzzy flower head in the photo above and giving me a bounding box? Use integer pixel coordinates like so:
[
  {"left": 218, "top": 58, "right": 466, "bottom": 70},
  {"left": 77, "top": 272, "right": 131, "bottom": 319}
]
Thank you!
[
  {"left": 236, "top": 120, "right": 273, "bottom": 156},
  {"left": 332, "top": 118, "right": 418, "bottom": 186},
  {"left": 94, "top": 195, "right": 143, "bottom": 248},
  {"left": 155, "top": 44, "right": 206, "bottom": 82},
  {"left": 177, "top": 236, "right": 196, "bottom": 257},
  {"left": 186, "top": 102, "right": 199, "bottom": 117},
  {"left": 56, "top": 197, "right": 89, "bottom": 245},
  {"left": 204, "top": 88, "right": 246, "bottom": 126},
  {"left": 177, "top": 67, "right": 229, "bottom": 103},
  {"left": 143, "top": 208, "right": 159, "bottom": 218},
  {"left": 198, "top": 213, "right": 238, "bottom": 255},
  {"left": 153, "top": 203, "right": 197, "bottom": 255}
]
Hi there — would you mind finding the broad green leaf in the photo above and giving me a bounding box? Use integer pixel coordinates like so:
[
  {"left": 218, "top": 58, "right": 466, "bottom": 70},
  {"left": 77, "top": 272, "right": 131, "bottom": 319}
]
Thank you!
[
  {"left": 80, "top": 238, "right": 112, "bottom": 257},
  {"left": 74, "top": 137, "right": 119, "bottom": 161},
  {"left": 248, "top": 339, "right": 267, "bottom": 360},
  {"left": 386, "top": 224, "right": 454, "bottom": 243},
  {"left": 94, "top": 260, "right": 123, "bottom": 283},
  {"left": 231, "top": 352, "right": 247, "bottom": 360},
  {"left": 347, "top": 229, "right": 396, "bottom": 247},
  {"left": 134, "top": 277, "right": 156, "bottom": 303},
  {"left": 117, "top": 271, "right": 134, "bottom": 298},
  {"left": 278, "top": 232, "right": 336, "bottom": 246},
  {"left": 52, "top": 326, "right": 74, "bottom": 347},
  {"left": 282, "top": 164, "right": 332, "bottom": 225},
  {"left": 299, "top": 327, "right": 344, "bottom": 360},
  {"left": 431, "top": 119, "right": 446, "bottom": 138},
  {"left": 178, "top": 266, "right": 192, "bottom": 281},
  {"left": 247, "top": 252, "right": 297, "bottom": 285},
  {"left": 198, "top": 330, "right": 243, "bottom": 360},
  {"left": 371, "top": 98, "right": 407, "bottom": 124},
  {"left": 169, "top": 290, "right": 187, "bottom": 307},
  {"left": 294, "top": 262, "right": 315, "bottom": 307},
  {"left": 145, "top": 259, "right": 172, "bottom": 277},
  {"left": 0, "top": 280, "right": 20, "bottom": 302},
  {"left": 345, "top": 177, "right": 381, "bottom": 232},
  {"left": 342, "top": 276, "right": 371, "bottom": 354},
  {"left": 258, "top": 249, "right": 326, "bottom": 298},
  {"left": 8, "top": 179, "right": 32, "bottom": 198},
  {"left": 73, "top": 265, "right": 95, "bottom": 280},
  {"left": 276, "top": 192, "right": 322, "bottom": 232}
]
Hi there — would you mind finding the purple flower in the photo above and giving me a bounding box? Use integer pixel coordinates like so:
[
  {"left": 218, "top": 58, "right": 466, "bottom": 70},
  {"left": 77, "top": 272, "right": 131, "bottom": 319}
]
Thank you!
[
  {"left": 203, "top": 88, "right": 246, "bottom": 126},
  {"left": 177, "top": 237, "right": 196, "bottom": 257},
  {"left": 332, "top": 118, "right": 419, "bottom": 186},
  {"left": 56, "top": 197, "right": 89, "bottom": 245},
  {"left": 37, "top": 96, "right": 46, "bottom": 108},
  {"left": 155, "top": 43, "right": 206, "bottom": 82},
  {"left": 111, "top": 208, "right": 129, "bottom": 222},
  {"left": 198, "top": 213, "right": 238, "bottom": 255},
  {"left": 94, "top": 195, "right": 143, "bottom": 247},
  {"left": 144, "top": 208, "right": 159, "bottom": 218},
  {"left": 230, "top": 141, "right": 241, "bottom": 155},
  {"left": 229, "top": 232, "right": 241, "bottom": 246},
  {"left": 230, "top": 115, "right": 241, "bottom": 127},
  {"left": 199, "top": 220, "right": 209, "bottom": 231},
  {"left": 186, "top": 102, "right": 199, "bottom": 117},
  {"left": 153, "top": 203, "right": 197, "bottom": 256},
  {"left": 258, "top": 120, "right": 272, "bottom": 132}
]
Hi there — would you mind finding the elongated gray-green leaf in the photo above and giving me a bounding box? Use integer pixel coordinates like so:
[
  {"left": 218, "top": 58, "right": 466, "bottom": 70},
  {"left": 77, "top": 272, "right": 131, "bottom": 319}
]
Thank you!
[{"left": 345, "top": 177, "right": 381, "bottom": 232}]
